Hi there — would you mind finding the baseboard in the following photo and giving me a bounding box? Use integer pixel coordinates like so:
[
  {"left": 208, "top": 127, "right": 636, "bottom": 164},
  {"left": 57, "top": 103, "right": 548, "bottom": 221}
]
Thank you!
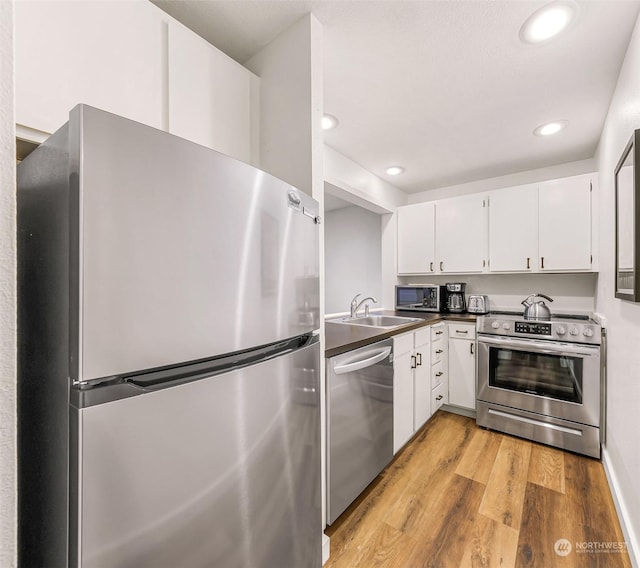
[
  {"left": 322, "top": 533, "right": 330, "bottom": 565},
  {"left": 602, "top": 448, "right": 639, "bottom": 567},
  {"left": 441, "top": 404, "right": 477, "bottom": 420}
]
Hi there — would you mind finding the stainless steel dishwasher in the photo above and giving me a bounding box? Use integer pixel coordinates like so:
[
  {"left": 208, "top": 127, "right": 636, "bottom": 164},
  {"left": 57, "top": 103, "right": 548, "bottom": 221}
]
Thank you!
[{"left": 327, "top": 338, "right": 393, "bottom": 524}]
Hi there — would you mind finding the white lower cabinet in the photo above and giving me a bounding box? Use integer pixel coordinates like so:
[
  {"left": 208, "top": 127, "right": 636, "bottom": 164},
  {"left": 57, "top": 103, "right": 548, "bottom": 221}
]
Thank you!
[
  {"left": 393, "top": 326, "right": 432, "bottom": 454},
  {"left": 413, "top": 328, "right": 432, "bottom": 432},
  {"left": 447, "top": 322, "right": 476, "bottom": 410},
  {"left": 393, "top": 333, "right": 416, "bottom": 453},
  {"left": 430, "top": 323, "right": 448, "bottom": 414}
]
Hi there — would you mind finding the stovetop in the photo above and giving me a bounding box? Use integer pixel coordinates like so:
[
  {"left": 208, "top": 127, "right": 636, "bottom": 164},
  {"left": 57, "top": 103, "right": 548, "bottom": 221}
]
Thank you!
[{"left": 478, "top": 311, "right": 602, "bottom": 345}]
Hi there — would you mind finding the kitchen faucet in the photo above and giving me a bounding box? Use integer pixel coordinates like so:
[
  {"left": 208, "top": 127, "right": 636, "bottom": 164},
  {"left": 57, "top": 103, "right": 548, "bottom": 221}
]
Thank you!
[{"left": 350, "top": 294, "right": 378, "bottom": 318}]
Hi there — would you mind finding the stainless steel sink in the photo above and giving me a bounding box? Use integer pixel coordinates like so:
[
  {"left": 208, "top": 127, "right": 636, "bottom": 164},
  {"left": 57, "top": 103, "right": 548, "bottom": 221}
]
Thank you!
[{"left": 330, "top": 315, "right": 421, "bottom": 328}]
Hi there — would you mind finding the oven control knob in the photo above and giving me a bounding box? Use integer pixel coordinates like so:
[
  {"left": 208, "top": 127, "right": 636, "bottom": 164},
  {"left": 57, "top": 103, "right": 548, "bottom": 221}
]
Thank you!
[
  {"left": 583, "top": 328, "right": 594, "bottom": 338},
  {"left": 502, "top": 322, "right": 511, "bottom": 330},
  {"left": 556, "top": 326, "right": 566, "bottom": 336},
  {"left": 491, "top": 321, "right": 500, "bottom": 329},
  {"left": 570, "top": 327, "right": 579, "bottom": 336}
]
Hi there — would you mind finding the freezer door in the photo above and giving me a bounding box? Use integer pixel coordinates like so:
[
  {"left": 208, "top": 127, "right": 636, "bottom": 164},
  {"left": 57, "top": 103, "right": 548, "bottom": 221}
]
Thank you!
[
  {"left": 71, "top": 105, "right": 320, "bottom": 381},
  {"left": 76, "top": 339, "right": 321, "bottom": 567}
]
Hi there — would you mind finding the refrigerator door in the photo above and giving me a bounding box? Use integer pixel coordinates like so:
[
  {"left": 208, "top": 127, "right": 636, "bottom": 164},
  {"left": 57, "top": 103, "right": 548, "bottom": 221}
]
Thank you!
[
  {"left": 76, "top": 338, "right": 321, "bottom": 567},
  {"left": 70, "top": 105, "right": 320, "bottom": 382}
]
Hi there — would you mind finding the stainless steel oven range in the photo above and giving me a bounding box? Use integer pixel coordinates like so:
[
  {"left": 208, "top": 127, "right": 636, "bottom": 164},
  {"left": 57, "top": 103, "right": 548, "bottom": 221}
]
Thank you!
[{"left": 476, "top": 312, "right": 604, "bottom": 458}]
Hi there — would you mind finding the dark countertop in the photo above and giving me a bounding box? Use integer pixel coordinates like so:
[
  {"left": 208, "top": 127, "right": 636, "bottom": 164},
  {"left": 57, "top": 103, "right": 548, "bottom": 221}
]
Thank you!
[{"left": 325, "top": 310, "right": 478, "bottom": 358}]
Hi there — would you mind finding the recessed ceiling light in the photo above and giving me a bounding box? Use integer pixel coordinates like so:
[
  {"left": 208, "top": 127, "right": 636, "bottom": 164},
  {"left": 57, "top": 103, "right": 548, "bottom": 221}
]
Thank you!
[
  {"left": 386, "top": 166, "right": 404, "bottom": 176},
  {"left": 533, "top": 120, "right": 568, "bottom": 136},
  {"left": 520, "top": 1, "right": 576, "bottom": 44},
  {"left": 322, "top": 114, "right": 339, "bottom": 130}
]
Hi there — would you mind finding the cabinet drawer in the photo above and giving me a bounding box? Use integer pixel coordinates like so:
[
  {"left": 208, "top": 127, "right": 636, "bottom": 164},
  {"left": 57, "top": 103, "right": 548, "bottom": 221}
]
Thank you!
[
  {"left": 448, "top": 322, "right": 476, "bottom": 340},
  {"left": 431, "top": 341, "right": 446, "bottom": 365},
  {"left": 414, "top": 327, "right": 431, "bottom": 348},
  {"left": 431, "top": 360, "right": 446, "bottom": 390},
  {"left": 431, "top": 323, "right": 446, "bottom": 341},
  {"left": 432, "top": 381, "right": 447, "bottom": 414}
]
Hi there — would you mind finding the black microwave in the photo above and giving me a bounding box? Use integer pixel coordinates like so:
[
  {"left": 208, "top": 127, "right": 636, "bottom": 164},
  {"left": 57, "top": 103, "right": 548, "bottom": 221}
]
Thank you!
[{"left": 395, "top": 285, "right": 446, "bottom": 312}]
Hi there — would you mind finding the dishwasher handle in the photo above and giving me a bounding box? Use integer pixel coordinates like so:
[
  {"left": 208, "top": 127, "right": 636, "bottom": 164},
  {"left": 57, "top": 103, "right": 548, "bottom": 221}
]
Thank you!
[{"left": 333, "top": 347, "right": 392, "bottom": 375}]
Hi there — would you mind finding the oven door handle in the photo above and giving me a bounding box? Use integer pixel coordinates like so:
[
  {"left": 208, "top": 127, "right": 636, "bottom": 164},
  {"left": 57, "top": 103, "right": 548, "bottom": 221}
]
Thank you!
[{"left": 477, "top": 334, "right": 600, "bottom": 357}]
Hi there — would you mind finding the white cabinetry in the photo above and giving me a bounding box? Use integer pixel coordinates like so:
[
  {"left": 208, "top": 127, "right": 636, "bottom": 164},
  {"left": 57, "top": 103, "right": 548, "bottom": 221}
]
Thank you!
[
  {"left": 413, "top": 328, "right": 432, "bottom": 431},
  {"left": 430, "top": 323, "right": 448, "bottom": 414},
  {"left": 393, "top": 333, "right": 415, "bottom": 453},
  {"left": 168, "top": 22, "right": 256, "bottom": 163},
  {"left": 447, "top": 323, "right": 476, "bottom": 410},
  {"left": 16, "top": 1, "right": 165, "bottom": 138},
  {"left": 393, "top": 326, "right": 433, "bottom": 454},
  {"left": 489, "top": 184, "right": 538, "bottom": 272},
  {"left": 15, "top": 2, "right": 258, "bottom": 164},
  {"left": 436, "top": 193, "right": 488, "bottom": 273},
  {"left": 539, "top": 174, "right": 593, "bottom": 271},
  {"left": 397, "top": 203, "right": 436, "bottom": 274}
]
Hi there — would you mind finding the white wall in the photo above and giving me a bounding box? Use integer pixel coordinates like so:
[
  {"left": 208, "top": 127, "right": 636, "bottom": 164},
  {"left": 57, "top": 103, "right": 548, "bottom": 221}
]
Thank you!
[
  {"left": 324, "top": 147, "right": 406, "bottom": 313},
  {"left": 408, "top": 157, "right": 596, "bottom": 203},
  {"left": 325, "top": 206, "right": 382, "bottom": 315},
  {"left": 324, "top": 145, "right": 407, "bottom": 211},
  {"left": 0, "top": 1, "right": 17, "bottom": 566},
  {"left": 246, "top": 15, "right": 323, "bottom": 198},
  {"left": 398, "top": 273, "right": 597, "bottom": 314},
  {"left": 593, "top": 13, "right": 640, "bottom": 564}
]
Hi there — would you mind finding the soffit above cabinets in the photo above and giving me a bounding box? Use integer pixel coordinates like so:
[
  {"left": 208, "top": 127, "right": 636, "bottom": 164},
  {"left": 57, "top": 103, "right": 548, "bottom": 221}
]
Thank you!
[{"left": 151, "top": 0, "right": 640, "bottom": 193}]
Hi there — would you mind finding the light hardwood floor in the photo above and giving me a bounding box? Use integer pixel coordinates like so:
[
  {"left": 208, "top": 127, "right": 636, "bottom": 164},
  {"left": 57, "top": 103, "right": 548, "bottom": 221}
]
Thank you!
[{"left": 325, "top": 411, "right": 631, "bottom": 568}]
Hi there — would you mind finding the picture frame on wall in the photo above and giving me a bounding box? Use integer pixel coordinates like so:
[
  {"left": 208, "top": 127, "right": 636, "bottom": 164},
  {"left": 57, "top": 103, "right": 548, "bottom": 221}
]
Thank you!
[{"left": 615, "top": 128, "right": 640, "bottom": 301}]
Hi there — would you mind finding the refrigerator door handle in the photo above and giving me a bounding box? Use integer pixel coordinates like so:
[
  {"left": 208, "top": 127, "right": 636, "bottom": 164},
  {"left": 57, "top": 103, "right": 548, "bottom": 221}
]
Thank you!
[{"left": 124, "top": 334, "right": 317, "bottom": 391}]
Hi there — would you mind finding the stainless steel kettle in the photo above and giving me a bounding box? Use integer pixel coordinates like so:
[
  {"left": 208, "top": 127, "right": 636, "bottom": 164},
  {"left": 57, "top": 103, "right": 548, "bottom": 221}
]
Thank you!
[{"left": 521, "top": 293, "right": 553, "bottom": 320}]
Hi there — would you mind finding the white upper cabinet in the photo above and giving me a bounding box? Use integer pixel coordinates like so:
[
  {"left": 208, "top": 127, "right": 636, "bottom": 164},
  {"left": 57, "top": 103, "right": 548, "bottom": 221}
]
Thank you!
[
  {"left": 436, "top": 193, "right": 488, "bottom": 273},
  {"left": 539, "top": 174, "right": 593, "bottom": 271},
  {"left": 397, "top": 202, "right": 436, "bottom": 274},
  {"left": 16, "top": 1, "right": 165, "bottom": 137},
  {"left": 488, "top": 184, "right": 538, "bottom": 272},
  {"left": 16, "top": 2, "right": 259, "bottom": 164},
  {"left": 168, "top": 22, "right": 256, "bottom": 163}
]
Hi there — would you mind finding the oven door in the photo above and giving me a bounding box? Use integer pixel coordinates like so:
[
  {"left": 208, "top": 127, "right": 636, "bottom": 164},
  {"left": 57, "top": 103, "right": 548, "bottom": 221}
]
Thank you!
[{"left": 477, "top": 334, "right": 601, "bottom": 427}]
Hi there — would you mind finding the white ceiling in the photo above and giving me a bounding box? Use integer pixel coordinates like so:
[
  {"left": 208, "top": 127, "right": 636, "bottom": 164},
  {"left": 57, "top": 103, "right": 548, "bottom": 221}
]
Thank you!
[{"left": 151, "top": 0, "right": 640, "bottom": 194}]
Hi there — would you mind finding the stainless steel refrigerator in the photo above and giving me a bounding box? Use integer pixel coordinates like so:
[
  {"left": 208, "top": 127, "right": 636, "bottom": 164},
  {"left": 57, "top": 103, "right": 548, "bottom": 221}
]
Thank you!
[{"left": 18, "top": 105, "right": 322, "bottom": 567}]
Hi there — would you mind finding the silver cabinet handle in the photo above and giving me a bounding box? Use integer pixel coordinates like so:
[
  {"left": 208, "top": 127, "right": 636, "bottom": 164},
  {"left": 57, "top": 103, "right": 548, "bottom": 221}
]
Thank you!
[
  {"left": 541, "top": 256, "right": 545, "bottom": 269},
  {"left": 416, "top": 352, "right": 422, "bottom": 366},
  {"left": 411, "top": 355, "right": 417, "bottom": 369},
  {"left": 470, "top": 343, "right": 474, "bottom": 355},
  {"left": 526, "top": 257, "right": 531, "bottom": 269},
  {"left": 436, "top": 330, "right": 443, "bottom": 335},
  {"left": 436, "top": 395, "right": 443, "bottom": 401},
  {"left": 430, "top": 261, "right": 434, "bottom": 272},
  {"left": 456, "top": 329, "right": 469, "bottom": 334},
  {"left": 435, "top": 349, "right": 443, "bottom": 354},
  {"left": 436, "top": 371, "right": 443, "bottom": 377},
  {"left": 440, "top": 261, "right": 444, "bottom": 271}
]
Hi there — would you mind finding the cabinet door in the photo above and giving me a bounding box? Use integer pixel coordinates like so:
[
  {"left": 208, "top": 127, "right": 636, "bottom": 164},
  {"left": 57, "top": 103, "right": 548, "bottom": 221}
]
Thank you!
[
  {"left": 448, "top": 339, "right": 476, "bottom": 409},
  {"left": 393, "top": 348, "right": 415, "bottom": 453},
  {"left": 539, "top": 175, "right": 592, "bottom": 271},
  {"left": 436, "top": 194, "right": 488, "bottom": 273},
  {"left": 16, "top": 1, "right": 164, "bottom": 137},
  {"left": 489, "top": 184, "right": 538, "bottom": 272},
  {"left": 397, "top": 203, "right": 436, "bottom": 274},
  {"left": 168, "top": 22, "right": 254, "bottom": 163},
  {"left": 413, "top": 330, "right": 431, "bottom": 431}
]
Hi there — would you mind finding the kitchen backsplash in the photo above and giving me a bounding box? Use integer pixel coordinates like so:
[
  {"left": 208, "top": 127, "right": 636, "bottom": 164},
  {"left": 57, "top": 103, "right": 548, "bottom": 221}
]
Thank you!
[{"left": 396, "top": 273, "right": 597, "bottom": 314}]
